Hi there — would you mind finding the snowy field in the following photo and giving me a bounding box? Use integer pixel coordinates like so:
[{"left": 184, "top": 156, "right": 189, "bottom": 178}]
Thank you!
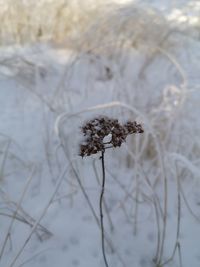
[{"left": 0, "top": 1, "right": 200, "bottom": 267}]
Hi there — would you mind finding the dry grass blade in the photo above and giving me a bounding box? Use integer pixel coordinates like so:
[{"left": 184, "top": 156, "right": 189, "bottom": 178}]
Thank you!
[
  {"left": 0, "top": 166, "right": 35, "bottom": 261},
  {"left": 7, "top": 165, "right": 69, "bottom": 267}
]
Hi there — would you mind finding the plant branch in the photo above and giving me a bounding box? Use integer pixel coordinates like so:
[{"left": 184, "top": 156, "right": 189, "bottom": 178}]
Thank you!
[
  {"left": 93, "top": 159, "right": 114, "bottom": 232},
  {"left": 100, "top": 151, "right": 109, "bottom": 267}
]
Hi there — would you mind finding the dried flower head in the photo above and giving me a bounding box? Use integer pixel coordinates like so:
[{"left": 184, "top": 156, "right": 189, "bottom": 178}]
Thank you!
[{"left": 79, "top": 116, "right": 144, "bottom": 157}]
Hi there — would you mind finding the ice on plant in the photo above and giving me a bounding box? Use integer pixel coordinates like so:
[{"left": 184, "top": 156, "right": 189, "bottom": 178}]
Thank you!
[{"left": 0, "top": 1, "right": 200, "bottom": 267}]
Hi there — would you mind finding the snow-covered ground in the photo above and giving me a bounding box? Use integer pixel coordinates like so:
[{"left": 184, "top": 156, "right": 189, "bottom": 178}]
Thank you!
[{"left": 0, "top": 1, "right": 200, "bottom": 267}]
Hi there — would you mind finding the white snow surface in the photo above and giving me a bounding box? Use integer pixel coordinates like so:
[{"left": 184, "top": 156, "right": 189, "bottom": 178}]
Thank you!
[{"left": 0, "top": 1, "right": 200, "bottom": 267}]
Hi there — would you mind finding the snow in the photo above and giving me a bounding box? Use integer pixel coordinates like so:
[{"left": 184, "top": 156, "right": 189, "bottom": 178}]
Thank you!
[{"left": 0, "top": 1, "right": 200, "bottom": 267}]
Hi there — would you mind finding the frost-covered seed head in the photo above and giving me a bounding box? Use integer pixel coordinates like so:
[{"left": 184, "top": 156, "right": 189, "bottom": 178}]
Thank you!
[{"left": 79, "top": 116, "right": 144, "bottom": 157}]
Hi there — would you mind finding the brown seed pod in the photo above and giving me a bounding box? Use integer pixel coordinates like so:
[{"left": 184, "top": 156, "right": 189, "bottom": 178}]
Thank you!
[{"left": 79, "top": 116, "right": 144, "bottom": 157}]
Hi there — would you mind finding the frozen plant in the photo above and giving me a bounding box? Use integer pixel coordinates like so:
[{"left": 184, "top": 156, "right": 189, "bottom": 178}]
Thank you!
[{"left": 79, "top": 116, "right": 144, "bottom": 267}]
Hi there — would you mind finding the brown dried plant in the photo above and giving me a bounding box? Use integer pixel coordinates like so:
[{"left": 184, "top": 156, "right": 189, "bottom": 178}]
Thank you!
[
  {"left": 79, "top": 116, "right": 144, "bottom": 267},
  {"left": 79, "top": 116, "right": 143, "bottom": 157}
]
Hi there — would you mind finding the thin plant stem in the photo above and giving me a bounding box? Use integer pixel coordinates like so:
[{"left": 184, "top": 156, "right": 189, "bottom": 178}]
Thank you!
[
  {"left": 100, "top": 151, "right": 109, "bottom": 267},
  {"left": 8, "top": 166, "right": 68, "bottom": 267},
  {"left": 139, "top": 168, "right": 161, "bottom": 262},
  {"left": 153, "top": 196, "right": 161, "bottom": 263},
  {"left": 93, "top": 159, "right": 114, "bottom": 232},
  {"left": 177, "top": 242, "right": 183, "bottom": 267},
  {"left": 0, "top": 139, "right": 11, "bottom": 181},
  {"left": 70, "top": 161, "right": 115, "bottom": 253},
  {"left": 16, "top": 248, "right": 52, "bottom": 267},
  {"left": 133, "top": 173, "right": 139, "bottom": 235},
  {"left": 0, "top": 167, "right": 35, "bottom": 262},
  {"left": 180, "top": 183, "right": 200, "bottom": 222},
  {"left": 133, "top": 135, "right": 140, "bottom": 236},
  {"left": 162, "top": 164, "right": 182, "bottom": 266},
  {"left": 67, "top": 158, "right": 126, "bottom": 267},
  {"left": 59, "top": 144, "right": 117, "bottom": 254},
  {"left": 156, "top": 144, "right": 168, "bottom": 266}
]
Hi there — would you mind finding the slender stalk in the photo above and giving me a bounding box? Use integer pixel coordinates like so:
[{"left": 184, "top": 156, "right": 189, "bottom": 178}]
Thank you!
[
  {"left": 8, "top": 166, "right": 68, "bottom": 267},
  {"left": 153, "top": 196, "right": 161, "bottom": 263},
  {"left": 157, "top": 174, "right": 168, "bottom": 265},
  {"left": 100, "top": 151, "right": 109, "bottom": 267},
  {"left": 68, "top": 157, "right": 126, "bottom": 266},
  {"left": 156, "top": 144, "right": 168, "bottom": 265},
  {"left": 133, "top": 174, "right": 139, "bottom": 235},
  {"left": 70, "top": 162, "right": 115, "bottom": 252},
  {"left": 162, "top": 165, "right": 182, "bottom": 266},
  {"left": 0, "top": 167, "right": 35, "bottom": 261},
  {"left": 177, "top": 242, "right": 183, "bottom": 267},
  {"left": 93, "top": 159, "right": 114, "bottom": 232}
]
